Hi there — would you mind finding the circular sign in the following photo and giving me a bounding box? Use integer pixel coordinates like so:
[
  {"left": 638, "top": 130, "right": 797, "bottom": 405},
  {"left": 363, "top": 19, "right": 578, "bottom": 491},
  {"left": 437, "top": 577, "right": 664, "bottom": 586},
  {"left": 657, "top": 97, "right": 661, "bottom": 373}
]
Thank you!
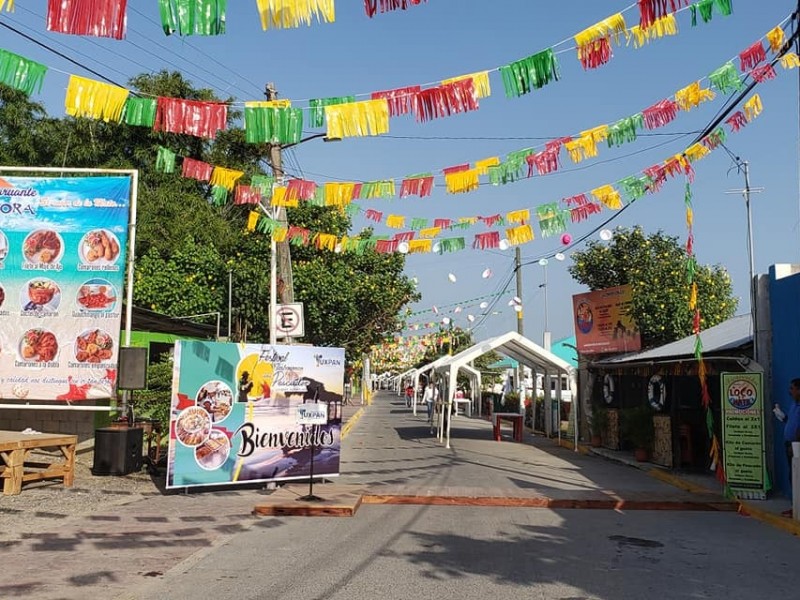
[
  {"left": 275, "top": 306, "right": 301, "bottom": 334},
  {"left": 727, "top": 379, "right": 757, "bottom": 410}
]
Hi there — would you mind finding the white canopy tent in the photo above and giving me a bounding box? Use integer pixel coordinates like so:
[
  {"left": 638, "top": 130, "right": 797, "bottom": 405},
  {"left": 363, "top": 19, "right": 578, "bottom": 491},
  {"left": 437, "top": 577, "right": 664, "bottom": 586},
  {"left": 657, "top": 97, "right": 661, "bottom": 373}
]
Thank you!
[
  {"left": 433, "top": 331, "right": 577, "bottom": 449},
  {"left": 410, "top": 355, "right": 451, "bottom": 415},
  {"left": 392, "top": 368, "right": 416, "bottom": 395}
]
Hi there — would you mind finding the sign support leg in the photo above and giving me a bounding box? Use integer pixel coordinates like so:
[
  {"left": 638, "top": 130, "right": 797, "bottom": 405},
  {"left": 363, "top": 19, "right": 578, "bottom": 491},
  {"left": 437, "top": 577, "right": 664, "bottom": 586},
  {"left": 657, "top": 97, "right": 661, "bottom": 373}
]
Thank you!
[{"left": 299, "top": 424, "right": 324, "bottom": 502}]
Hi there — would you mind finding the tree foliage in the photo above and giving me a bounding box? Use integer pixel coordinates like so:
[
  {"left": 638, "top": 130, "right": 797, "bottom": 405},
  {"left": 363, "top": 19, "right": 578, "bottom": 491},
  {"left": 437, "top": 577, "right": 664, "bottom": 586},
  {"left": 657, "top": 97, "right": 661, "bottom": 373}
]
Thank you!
[{"left": 568, "top": 226, "right": 737, "bottom": 348}]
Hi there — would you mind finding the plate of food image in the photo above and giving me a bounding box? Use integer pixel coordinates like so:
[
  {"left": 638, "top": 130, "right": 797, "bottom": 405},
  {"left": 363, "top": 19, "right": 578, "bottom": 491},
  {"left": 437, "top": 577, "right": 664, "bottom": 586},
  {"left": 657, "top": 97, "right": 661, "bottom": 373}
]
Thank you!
[
  {"left": 0, "top": 229, "right": 7, "bottom": 262},
  {"left": 195, "top": 429, "right": 231, "bottom": 470},
  {"left": 76, "top": 279, "right": 117, "bottom": 312},
  {"left": 176, "top": 406, "right": 212, "bottom": 448},
  {"left": 195, "top": 380, "right": 234, "bottom": 423},
  {"left": 19, "top": 329, "right": 59, "bottom": 363},
  {"left": 79, "top": 229, "right": 120, "bottom": 266},
  {"left": 23, "top": 229, "right": 64, "bottom": 265},
  {"left": 74, "top": 329, "right": 114, "bottom": 363},
  {"left": 23, "top": 278, "right": 61, "bottom": 313}
]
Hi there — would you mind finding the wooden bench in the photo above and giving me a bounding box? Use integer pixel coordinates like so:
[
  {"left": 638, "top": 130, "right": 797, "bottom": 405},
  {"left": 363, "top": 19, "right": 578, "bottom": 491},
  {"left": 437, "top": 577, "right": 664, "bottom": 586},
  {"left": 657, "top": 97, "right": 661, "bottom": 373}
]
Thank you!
[
  {"left": 492, "top": 412, "right": 524, "bottom": 443},
  {"left": 0, "top": 431, "right": 77, "bottom": 496}
]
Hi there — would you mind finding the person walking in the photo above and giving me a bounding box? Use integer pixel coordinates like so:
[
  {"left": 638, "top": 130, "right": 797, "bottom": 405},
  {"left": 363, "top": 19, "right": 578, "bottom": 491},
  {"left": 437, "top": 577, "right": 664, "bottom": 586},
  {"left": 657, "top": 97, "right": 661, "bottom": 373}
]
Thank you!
[
  {"left": 405, "top": 385, "right": 414, "bottom": 408},
  {"left": 422, "top": 381, "right": 437, "bottom": 431},
  {"left": 774, "top": 377, "right": 800, "bottom": 515}
]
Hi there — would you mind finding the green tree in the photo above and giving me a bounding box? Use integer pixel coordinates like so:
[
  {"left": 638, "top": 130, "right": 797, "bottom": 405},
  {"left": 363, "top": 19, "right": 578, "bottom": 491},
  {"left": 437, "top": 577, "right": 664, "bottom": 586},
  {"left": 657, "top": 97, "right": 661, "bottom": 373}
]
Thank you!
[{"left": 568, "top": 226, "right": 737, "bottom": 348}]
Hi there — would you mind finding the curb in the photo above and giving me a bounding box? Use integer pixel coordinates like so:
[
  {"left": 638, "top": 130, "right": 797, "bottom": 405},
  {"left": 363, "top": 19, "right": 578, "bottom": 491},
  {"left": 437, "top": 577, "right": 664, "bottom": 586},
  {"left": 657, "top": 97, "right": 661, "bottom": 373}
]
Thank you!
[
  {"left": 341, "top": 407, "right": 365, "bottom": 439},
  {"left": 557, "top": 438, "right": 590, "bottom": 455}
]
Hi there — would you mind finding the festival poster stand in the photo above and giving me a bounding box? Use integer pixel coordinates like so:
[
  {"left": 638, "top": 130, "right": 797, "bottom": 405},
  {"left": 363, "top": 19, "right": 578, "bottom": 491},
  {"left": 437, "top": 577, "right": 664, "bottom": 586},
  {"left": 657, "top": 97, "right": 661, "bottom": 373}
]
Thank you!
[
  {"left": 166, "top": 340, "right": 345, "bottom": 490},
  {"left": 721, "top": 372, "right": 770, "bottom": 500}
]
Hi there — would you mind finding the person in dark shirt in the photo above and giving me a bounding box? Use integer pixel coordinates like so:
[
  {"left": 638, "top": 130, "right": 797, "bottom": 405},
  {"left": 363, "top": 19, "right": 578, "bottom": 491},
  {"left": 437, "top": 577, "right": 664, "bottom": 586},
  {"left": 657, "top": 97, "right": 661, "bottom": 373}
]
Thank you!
[
  {"left": 238, "top": 371, "right": 253, "bottom": 403},
  {"left": 774, "top": 377, "right": 800, "bottom": 515}
]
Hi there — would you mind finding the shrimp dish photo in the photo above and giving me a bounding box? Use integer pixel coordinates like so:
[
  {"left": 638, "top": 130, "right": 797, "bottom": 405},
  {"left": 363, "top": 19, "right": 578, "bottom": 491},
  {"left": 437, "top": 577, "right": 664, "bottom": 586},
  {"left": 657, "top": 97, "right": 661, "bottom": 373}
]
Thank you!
[
  {"left": 76, "top": 280, "right": 117, "bottom": 311},
  {"left": 20, "top": 329, "right": 59, "bottom": 362},
  {"left": 80, "top": 229, "right": 120, "bottom": 265},
  {"left": 75, "top": 329, "right": 114, "bottom": 363},
  {"left": 23, "top": 230, "right": 62, "bottom": 264}
]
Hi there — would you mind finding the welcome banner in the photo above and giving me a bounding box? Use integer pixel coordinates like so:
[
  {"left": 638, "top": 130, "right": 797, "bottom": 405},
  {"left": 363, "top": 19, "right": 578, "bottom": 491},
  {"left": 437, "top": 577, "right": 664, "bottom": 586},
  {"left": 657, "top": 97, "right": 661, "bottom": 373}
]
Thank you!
[
  {"left": 0, "top": 176, "right": 131, "bottom": 401},
  {"left": 167, "top": 340, "right": 345, "bottom": 490}
]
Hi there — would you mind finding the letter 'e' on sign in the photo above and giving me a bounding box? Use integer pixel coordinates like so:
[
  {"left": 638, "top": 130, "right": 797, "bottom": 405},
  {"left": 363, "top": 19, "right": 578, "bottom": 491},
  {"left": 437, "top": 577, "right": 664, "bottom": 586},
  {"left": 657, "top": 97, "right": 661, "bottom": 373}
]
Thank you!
[
  {"left": 275, "top": 303, "right": 305, "bottom": 339},
  {"left": 296, "top": 403, "right": 328, "bottom": 425}
]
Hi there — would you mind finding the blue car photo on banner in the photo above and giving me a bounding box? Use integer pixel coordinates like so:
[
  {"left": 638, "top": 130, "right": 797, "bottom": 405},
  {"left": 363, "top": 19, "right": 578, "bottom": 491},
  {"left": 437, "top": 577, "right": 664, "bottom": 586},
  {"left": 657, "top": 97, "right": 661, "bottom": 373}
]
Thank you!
[
  {"left": 167, "top": 341, "right": 345, "bottom": 490},
  {"left": 0, "top": 176, "right": 131, "bottom": 402}
]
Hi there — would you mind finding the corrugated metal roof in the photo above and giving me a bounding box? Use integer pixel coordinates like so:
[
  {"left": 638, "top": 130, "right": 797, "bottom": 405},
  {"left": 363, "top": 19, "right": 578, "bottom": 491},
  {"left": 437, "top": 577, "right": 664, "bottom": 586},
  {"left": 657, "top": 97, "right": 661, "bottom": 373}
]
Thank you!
[{"left": 596, "top": 314, "right": 752, "bottom": 365}]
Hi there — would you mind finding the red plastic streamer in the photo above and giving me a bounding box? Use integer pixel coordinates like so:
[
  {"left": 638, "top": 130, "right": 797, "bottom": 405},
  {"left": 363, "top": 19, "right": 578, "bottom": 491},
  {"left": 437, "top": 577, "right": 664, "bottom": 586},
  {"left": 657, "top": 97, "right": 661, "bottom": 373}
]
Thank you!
[
  {"left": 578, "top": 37, "right": 612, "bottom": 70},
  {"left": 287, "top": 227, "right": 310, "bottom": 245},
  {"left": 531, "top": 148, "right": 560, "bottom": 175},
  {"left": 637, "top": 0, "right": 688, "bottom": 29},
  {"left": 644, "top": 164, "right": 668, "bottom": 192},
  {"left": 364, "top": 0, "right": 426, "bottom": 18},
  {"left": 546, "top": 137, "right": 572, "bottom": 153},
  {"left": 442, "top": 163, "right": 470, "bottom": 176},
  {"left": 473, "top": 231, "right": 500, "bottom": 250},
  {"left": 412, "top": 79, "right": 479, "bottom": 122},
  {"left": 664, "top": 156, "right": 694, "bottom": 182},
  {"left": 750, "top": 63, "right": 777, "bottom": 83},
  {"left": 481, "top": 214, "right": 503, "bottom": 227},
  {"left": 739, "top": 41, "right": 767, "bottom": 72},
  {"left": 725, "top": 111, "right": 748, "bottom": 132},
  {"left": 393, "top": 231, "right": 415, "bottom": 242},
  {"left": 371, "top": 86, "right": 421, "bottom": 117},
  {"left": 643, "top": 99, "right": 679, "bottom": 129},
  {"left": 563, "top": 193, "right": 601, "bottom": 223},
  {"left": 47, "top": 0, "right": 128, "bottom": 40},
  {"left": 154, "top": 97, "right": 227, "bottom": 139},
  {"left": 433, "top": 218, "right": 452, "bottom": 229},
  {"left": 351, "top": 183, "right": 363, "bottom": 199},
  {"left": 286, "top": 179, "right": 317, "bottom": 201},
  {"left": 399, "top": 175, "right": 434, "bottom": 197},
  {"left": 375, "top": 239, "right": 399, "bottom": 254},
  {"left": 234, "top": 185, "right": 261, "bottom": 205},
  {"left": 181, "top": 158, "right": 212, "bottom": 181},
  {"left": 365, "top": 209, "right": 383, "bottom": 222}
]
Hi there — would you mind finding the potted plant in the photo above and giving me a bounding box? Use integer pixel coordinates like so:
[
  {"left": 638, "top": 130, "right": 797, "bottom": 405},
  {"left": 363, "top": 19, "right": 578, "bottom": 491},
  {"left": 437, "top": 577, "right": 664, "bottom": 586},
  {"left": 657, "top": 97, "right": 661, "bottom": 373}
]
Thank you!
[
  {"left": 621, "top": 405, "right": 655, "bottom": 462},
  {"left": 588, "top": 404, "right": 609, "bottom": 447}
]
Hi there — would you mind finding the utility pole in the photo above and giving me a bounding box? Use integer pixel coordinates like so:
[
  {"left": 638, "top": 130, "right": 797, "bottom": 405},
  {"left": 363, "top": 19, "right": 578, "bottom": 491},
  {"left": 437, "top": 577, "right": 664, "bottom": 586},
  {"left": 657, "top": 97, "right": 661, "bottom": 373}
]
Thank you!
[{"left": 515, "top": 247, "right": 524, "bottom": 336}]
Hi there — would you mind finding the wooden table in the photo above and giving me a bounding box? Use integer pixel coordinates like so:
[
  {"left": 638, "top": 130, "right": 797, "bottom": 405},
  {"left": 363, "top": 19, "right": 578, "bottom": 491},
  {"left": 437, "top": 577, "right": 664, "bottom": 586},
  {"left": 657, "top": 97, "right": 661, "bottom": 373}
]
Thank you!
[
  {"left": 0, "top": 430, "right": 77, "bottom": 495},
  {"left": 492, "top": 412, "right": 524, "bottom": 443}
]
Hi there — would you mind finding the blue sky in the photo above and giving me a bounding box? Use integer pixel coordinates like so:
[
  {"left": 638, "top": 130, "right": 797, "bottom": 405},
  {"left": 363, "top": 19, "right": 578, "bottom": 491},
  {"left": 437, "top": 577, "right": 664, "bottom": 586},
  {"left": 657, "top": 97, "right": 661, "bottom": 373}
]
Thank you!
[{"left": 1, "top": 1, "right": 798, "bottom": 347}]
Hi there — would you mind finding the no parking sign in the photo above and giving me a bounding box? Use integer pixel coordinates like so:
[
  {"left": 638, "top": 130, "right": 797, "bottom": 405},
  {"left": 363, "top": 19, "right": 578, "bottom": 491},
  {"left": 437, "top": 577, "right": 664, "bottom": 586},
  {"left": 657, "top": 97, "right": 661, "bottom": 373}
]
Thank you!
[{"left": 275, "top": 302, "right": 305, "bottom": 339}]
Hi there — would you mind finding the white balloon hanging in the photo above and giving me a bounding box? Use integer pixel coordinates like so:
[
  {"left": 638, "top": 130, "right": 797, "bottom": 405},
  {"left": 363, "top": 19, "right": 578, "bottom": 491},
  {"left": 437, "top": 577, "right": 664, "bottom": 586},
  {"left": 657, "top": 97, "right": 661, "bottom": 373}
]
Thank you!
[
  {"left": 432, "top": 305, "right": 439, "bottom": 314},
  {"left": 480, "top": 301, "right": 489, "bottom": 309},
  {"left": 454, "top": 306, "right": 462, "bottom": 314},
  {"left": 398, "top": 241, "right": 410, "bottom": 254},
  {"left": 448, "top": 273, "right": 457, "bottom": 283},
  {"left": 538, "top": 258, "right": 549, "bottom": 267},
  {"left": 441, "top": 317, "right": 451, "bottom": 325},
  {"left": 555, "top": 253, "right": 566, "bottom": 261},
  {"left": 498, "top": 239, "right": 510, "bottom": 251},
  {"left": 599, "top": 229, "right": 613, "bottom": 241},
  {"left": 482, "top": 268, "right": 493, "bottom": 279},
  {"left": 467, "top": 314, "right": 476, "bottom": 322}
]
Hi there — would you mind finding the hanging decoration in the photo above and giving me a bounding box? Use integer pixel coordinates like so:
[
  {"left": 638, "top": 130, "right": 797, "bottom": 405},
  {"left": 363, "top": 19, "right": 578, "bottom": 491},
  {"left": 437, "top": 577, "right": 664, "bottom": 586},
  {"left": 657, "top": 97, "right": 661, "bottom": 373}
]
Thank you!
[
  {"left": 412, "top": 79, "right": 479, "bottom": 122},
  {"left": 210, "top": 185, "right": 228, "bottom": 205},
  {"left": 154, "top": 97, "right": 227, "bottom": 139},
  {"left": 488, "top": 149, "right": 535, "bottom": 185},
  {"left": 64, "top": 75, "right": 129, "bottom": 122},
  {"left": 181, "top": 158, "right": 213, "bottom": 181},
  {"left": 738, "top": 40, "right": 767, "bottom": 72},
  {"left": 255, "top": 0, "right": 335, "bottom": 30},
  {"left": 399, "top": 173, "right": 435, "bottom": 197},
  {"left": 618, "top": 175, "right": 651, "bottom": 202},
  {"left": 209, "top": 166, "right": 244, "bottom": 191},
  {"left": 443, "top": 165, "right": 480, "bottom": 195},
  {"left": 122, "top": 97, "right": 157, "bottom": 127},
  {"left": 360, "top": 180, "right": 396, "bottom": 199},
  {"left": 690, "top": 0, "right": 732, "bottom": 26},
  {"left": 473, "top": 232, "right": 500, "bottom": 250},
  {"left": 0, "top": 49, "right": 47, "bottom": 96},
  {"left": 591, "top": 184, "right": 623, "bottom": 210},
  {"left": 781, "top": 53, "right": 800, "bottom": 69},
  {"left": 325, "top": 182, "right": 359, "bottom": 208},
  {"left": 156, "top": 146, "right": 177, "bottom": 173},
  {"left": 767, "top": 25, "right": 785, "bottom": 53},
  {"left": 574, "top": 13, "right": 627, "bottom": 70},
  {"left": 0, "top": 1, "right": 14, "bottom": 11},
  {"left": 244, "top": 102, "right": 303, "bottom": 144},
  {"left": 324, "top": 98, "right": 389, "bottom": 138},
  {"left": 743, "top": 93, "right": 762, "bottom": 121},
  {"left": 564, "top": 193, "right": 602, "bottom": 223},
  {"left": 442, "top": 72, "right": 491, "bottom": 99},
  {"left": 506, "top": 224, "right": 534, "bottom": 246},
  {"left": 674, "top": 81, "right": 715, "bottom": 111},
  {"left": 607, "top": 114, "right": 643, "bottom": 147},
  {"left": 750, "top": 63, "right": 777, "bottom": 83},
  {"left": 565, "top": 125, "right": 609, "bottom": 163},
  {"left": 629, "top": 13, "right": 678, "bottom": 47},
  {"left": 286, "top": 179, "right": 317, "bottom": 201},
  {"left": 47, "top": 0, "right": 128, "bottom": 40},
  {"left": 637, "top": 0, "right": 687, "bottom": 30},
  {"left": 235, "top": 185, "right": 262, "bottom": 205},
  {"left": 642, "top": 98, "right": 679, "bottom": 129},
  {"left": 536, "top": 203, "right": 570, "bottom": 237},
  {"left": 499, "top": 49, "right": 560, "bottom": 98},
  {"left": 364, "top": 0, "right": 425, "bottom": 18},
  {"left": 309, "top": 96, "right": 355, "bottom": 127},
  {"left": 708, "top": 61, "right": 743, "bottom": 93},
  {"left": 371, "top": 86, "right": 420, "bottom": 117},
  {"left": 159, "top": 0, "right": 227, "bottom": 36}
]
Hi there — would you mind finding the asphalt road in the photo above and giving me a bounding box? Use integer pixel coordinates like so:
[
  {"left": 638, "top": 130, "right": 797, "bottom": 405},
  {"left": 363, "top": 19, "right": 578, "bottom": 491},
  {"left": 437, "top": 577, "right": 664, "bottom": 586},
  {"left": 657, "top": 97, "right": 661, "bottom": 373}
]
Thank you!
[{"left": 126, "top": 503, "right": 797, "bottom": 600}]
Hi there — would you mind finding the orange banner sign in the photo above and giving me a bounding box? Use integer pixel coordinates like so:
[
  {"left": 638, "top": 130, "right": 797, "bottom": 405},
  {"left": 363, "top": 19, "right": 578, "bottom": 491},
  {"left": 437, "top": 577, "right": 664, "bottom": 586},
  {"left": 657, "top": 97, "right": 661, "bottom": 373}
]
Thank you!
[{"left": 572, "top": 284, "right": 641, "bottom": 355}]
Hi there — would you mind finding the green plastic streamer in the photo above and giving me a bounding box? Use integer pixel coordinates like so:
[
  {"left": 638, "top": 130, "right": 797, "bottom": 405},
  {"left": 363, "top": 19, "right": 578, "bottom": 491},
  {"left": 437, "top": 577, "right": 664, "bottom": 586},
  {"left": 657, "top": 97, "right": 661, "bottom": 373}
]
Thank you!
[
  {"left": 309, "top": 96, "right": 355, "bottom": 128},
  {"left": 438, "top": 238, "right": 466, "bottom": 254},
  {"left": 345, "top": 203, "right": 360, "bottom": 217},
  {"left": 536, "top": 203, "right": 569, "bottom": 238},
  {"left": 250, "top": 174, "right": 274, "bottom": 199},
  {"left": 0, "top": 49, "right": 47, "bottom": 96},
  {"left": 123, "top": 97, "right": 157, "bottom": 127},
  {"left": 708, "top": 62, "right": 743, "bottom": 94},
  {"left": 155, "top": 146, "right": 176, "bottom": 173},
  {"left": 450, "top": 222, "right": 471, "bottom": 231},
  {"left": 245, "top": 106, "right": 303, "bottom": 145},
  {"left": 618, "top": 175, "right": 651, "bottom": 202},
  {"left": 607, "top": 114, "right": 643, "bottom": 147},
  {"left": 690, "top": 0, "right": 732, "bottom": 26},
  {"left": 489, "top": 148, "right": 534, "bottom": 185},
  {"left": 410, "top": 218, "right": 428, "bottom": 231},
  {"left": 211, "top": 185, "right": 228, "bottom": 206},
  {"left": 159, "top": 0, "right": 227, "bottom": 36},
  {"left": 308, "top": 187, "right": 325, "bottom": 207},
  {"left": 500, "top": 49, "right": 560, "bottom": 98},
  {"left": 360, "top": 180, "right": 395, "bottom": 199}
]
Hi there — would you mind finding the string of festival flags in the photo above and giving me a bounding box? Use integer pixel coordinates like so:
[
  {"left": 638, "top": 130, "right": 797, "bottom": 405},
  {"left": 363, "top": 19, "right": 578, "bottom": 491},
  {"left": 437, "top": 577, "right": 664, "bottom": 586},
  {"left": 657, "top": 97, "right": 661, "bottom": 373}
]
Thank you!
[{"left": 0, "top": 0, "right": 741, "bottom": 148}]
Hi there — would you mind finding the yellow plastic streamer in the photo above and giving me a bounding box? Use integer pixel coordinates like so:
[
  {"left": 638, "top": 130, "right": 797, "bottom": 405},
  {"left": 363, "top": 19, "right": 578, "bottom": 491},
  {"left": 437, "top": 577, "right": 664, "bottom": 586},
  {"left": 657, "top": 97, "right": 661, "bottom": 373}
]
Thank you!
[
  {"left": 271, "top": 186, "right": 298, "bottom": 207},
  {"left": 419, "top": 227, "right": 442, "bottom": 239},
  {"left": 781, "top": 53, "right": 800, "bottom": 69},
  {"left": 506, "top": 209, "right": 530, "bottom": 224},
  {"left": 591, "top": 184, "right": 622, "bottom": 210},
  {"left": 685, "top": 206, "right": 693, "bottom": 228},
  {"left": 684, "top": 142, "right": 710, "bottom": 162},
  {"left": 475, "top": 156, "right": 500, "bottom": 176},
  {"left": 273, "top": 227, "right": 288, "bottom": 243},
  {"left": 565, "top": 125, "right": 608, "bottom": 163},
  {"left": 744, "top": 94, "right": 762, "bottom": 121},
  {"left": 675, "top": 81, "right": 715, "bottom": 111},
  {"left": 408, "top": 239, "right": 432, "bottom": 254},
  {"left": 767, "top": 26, "right": 785, "bottom": 53},
  {"left": 210, "top": 166, "right": 245, "bottom": 191},
  {"left": 575, "top": 12, "right": 627, "bottom": 48},
  {"left": 324, "top": 182, "right": 356, "bottom": 209},
  {"left": 256, "top": 0, "right": 335, "bottom": 30},
  {"left": 444, "top": 169, "right": 480, "bottom": 194},
  {"left": 65, "top": 75, "right": 129, "bottom": 123},
  {"left": 0, "top": 0, "right": 14, "bottom": 11},
  {"left": 245, "top": 99, "right": 292, "bottom": 108},
  {"left": 689, "top": 282, "right": 698, "bottom": 310},
  {"left": 325, "top": 99, "right": 389, "bottom": 139},
  {"left": 441, "top": 71, "right": 492, "bottom": 98},
  {"left": 386, "top": 214, "right": 406, "bottom": 229},
  {"left": 628, "top": 14, "right": 677, "bottom": 48},
  {"left": 459, "top": 217, "right": 479, "bottom": 225},
  {"left": 247, "top": 211, "right": 260, "bottom": 232},
  {"left": 506, "top": 224, "right": 534, "bottom": 246},
  {"left": 316, "top": 233, "right": 337, "bottom": 251}
]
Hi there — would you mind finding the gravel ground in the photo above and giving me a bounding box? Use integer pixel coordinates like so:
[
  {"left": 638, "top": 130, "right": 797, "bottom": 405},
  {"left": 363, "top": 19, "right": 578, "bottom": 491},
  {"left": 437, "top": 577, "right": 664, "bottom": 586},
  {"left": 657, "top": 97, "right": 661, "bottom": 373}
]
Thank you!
[{"left": 0, "top": 446, "right": 163, "bottom": 541}]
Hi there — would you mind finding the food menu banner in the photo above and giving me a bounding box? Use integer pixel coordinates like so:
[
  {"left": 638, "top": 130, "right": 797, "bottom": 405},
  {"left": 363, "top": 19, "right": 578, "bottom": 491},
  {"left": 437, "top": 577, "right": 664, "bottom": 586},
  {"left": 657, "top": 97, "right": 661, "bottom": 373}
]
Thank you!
[
  {"left": 167, "top": 341, "right": 345, "bottom": 490},
  {"left": 571, "top": 284, "right": 642, "bottom": 355},
  {"left": 0, "top": 176, "right": 131, "bottom": 401},
  {"left": 721, "top": 372, "right": 770, "bottom": 499}
]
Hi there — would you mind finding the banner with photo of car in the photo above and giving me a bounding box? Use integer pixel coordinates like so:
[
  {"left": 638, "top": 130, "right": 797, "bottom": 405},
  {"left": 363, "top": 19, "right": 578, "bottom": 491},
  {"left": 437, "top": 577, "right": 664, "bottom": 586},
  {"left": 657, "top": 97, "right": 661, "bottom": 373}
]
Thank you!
[
  {"left": 167, "top": 340, "right": 345, "bottom": 490},
  {"left": 0, "top": 176, "right": 131, "bottom": 401}
]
